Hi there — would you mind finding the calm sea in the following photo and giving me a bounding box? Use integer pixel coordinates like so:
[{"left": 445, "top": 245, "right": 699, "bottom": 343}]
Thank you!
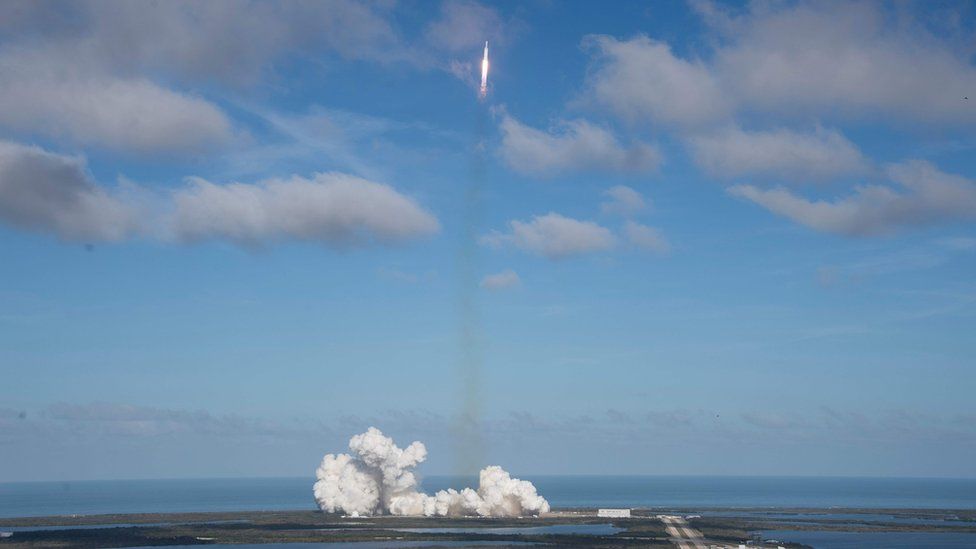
[{"left": 2, "top": 476, "right": 975, "bottom": 519}]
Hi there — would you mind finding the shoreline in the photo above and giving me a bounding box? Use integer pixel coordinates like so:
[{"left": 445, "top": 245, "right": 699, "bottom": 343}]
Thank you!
[{"left": 2, "top": 508, "right": 976, "bottom": 549}]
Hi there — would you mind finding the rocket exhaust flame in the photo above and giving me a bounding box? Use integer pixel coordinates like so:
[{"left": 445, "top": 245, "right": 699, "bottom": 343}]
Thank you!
[{"left": 480, "top": 41, "right": 489, "bottom": 99}]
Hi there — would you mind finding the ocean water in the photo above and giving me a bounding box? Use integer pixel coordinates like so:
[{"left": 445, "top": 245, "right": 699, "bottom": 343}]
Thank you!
[
  {"left": 1, "top": 475, "right": 975, "bottom": 519},
  {"left": 702, "top": 510, "right": 976, "bottom": 526},
  {"left": 760, "top": 530, "right": 976, "bottom": 549}
]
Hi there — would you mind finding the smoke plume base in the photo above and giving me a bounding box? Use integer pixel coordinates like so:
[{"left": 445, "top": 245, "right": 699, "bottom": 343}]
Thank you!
[{"left": 313, "top": 427, "right": 550, "bottom": 518}]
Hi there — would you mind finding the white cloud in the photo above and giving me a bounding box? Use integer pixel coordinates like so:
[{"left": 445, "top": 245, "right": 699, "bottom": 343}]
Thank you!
[
  {"left": 688, "top": 126, "right": 870, "bottom": 181},
  {"left": 601, "top": 185, "right": 647, "bottom": 216},
  {"left": 624, "top": 221, "right": 670, "bottom": 254},
  {"left": 498, "top": 114, "right": 661, "bottom": 177},
  {"left": 2, "top": 0, "right": 408, "bottom": 85},
  {"left": 480, "top": 269, "right": 521, "bottom": 290},
  {"left": 173, "top": 172, "right": 439, "bottom": 247},
  {"left": 704, "top": 1, "right": 976, "bottom": 124},
  {"left": 0, "top": 0, "right": 419, "bottom": 155},
  {"left": 0, "top": 140, "right": 439, "bottom": 249},
  {"left": 729, "top": 161, "right": 976, "bottom": 236},
  {"left": 0, "top": 51, "right": 232, "bottom": 154},
  {"left": 0, "top": 140, "right": 141, "bottom": 241},
  {"left": 583, "top": 3, "right": 976, "bottom": 128},
  {"left": 581, "top": 34, "right": 730, "bottom": 129},
  {"left": 481, "top": 212, "right": 615, "bottom": 259}
]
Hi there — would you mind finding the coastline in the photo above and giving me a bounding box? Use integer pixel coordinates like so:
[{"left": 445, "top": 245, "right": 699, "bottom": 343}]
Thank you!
[{"left": 3, "top": 507, "right": 976, "bottom": 549}]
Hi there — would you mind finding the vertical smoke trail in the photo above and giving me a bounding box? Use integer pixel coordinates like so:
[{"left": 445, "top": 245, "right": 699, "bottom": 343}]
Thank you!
[
  {"left": 454, "top": 98, "right": 488, "bottom": 477},
  {"left": 453, "top": 42, "right": 492, "bottom": 476}
]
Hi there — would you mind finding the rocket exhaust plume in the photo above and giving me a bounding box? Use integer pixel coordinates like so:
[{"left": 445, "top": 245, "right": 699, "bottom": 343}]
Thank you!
[
  {"left": 452, "top": 39, "right": 491, "bottom": 478},
  {"left": 480, "top": 41, "right": 489, "bottom": 99},
  {"left": 313, "top": 427, "right": 550, "bottom": 517}
]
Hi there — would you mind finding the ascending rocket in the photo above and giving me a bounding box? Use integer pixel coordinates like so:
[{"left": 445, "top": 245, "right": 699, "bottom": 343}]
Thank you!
[{"left": 480, "top": 40, "right": 489, "bottom": 99}]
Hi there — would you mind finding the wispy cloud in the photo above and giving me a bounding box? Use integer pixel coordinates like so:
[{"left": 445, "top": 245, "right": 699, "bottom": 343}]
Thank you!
[
  {"left": 498, "top": 114, "right": 660, "bottom": 177},
  {"left": 624, "top": 221, "right": 670, "bottom": 254},
  {"left": 481, "top": 212, "right": 616, "bottom": 259},
  {"left": 601, "top": 186, "right": 647, "bottom": 217},
  {"left": 689, "top": 126, "right": 870, "bottom": 181},
  {"left": 480, "top": 269, "right": 521, "bottom": 290},
  {"left": 730, "top": 161, "right": 976, "bottom": 236},
  {"left": 1, "top": 402, "right": 334, "bottom": 440}
]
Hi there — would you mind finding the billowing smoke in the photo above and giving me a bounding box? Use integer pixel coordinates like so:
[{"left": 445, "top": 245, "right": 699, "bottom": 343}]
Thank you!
[{"left": 313, "top": 427, "right": 550, "bottom": 517}]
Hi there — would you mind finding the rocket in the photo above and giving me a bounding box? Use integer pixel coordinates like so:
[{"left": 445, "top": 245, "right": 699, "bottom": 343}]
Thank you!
[{"left": 480, "top": 40, "right": 489, "bottom": 98}]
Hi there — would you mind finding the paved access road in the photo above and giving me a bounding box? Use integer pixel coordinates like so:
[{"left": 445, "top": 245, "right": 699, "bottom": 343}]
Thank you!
[
  {"left": 658, "top": 515, "right": 786, "bottom": 549},
  {"left": 659, "top": 515, "right": 708, "bottom": 549}
]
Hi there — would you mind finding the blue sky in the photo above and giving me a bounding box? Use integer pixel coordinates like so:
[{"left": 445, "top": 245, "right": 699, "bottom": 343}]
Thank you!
[{"left": 1, "top": 0, "right": 975, "bottom": 482}]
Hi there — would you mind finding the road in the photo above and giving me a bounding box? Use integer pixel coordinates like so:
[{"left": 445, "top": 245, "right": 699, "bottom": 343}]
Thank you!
[
  {"left": 659, "top": 515, "right": 707, "bottom": 549},
  {"left": 658, "top": 515, "right": 785, "bottom": 549}
]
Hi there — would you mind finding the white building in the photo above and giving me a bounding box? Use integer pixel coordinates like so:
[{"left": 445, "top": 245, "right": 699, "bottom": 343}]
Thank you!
[{"left": 597, "top": 508, "right": 631, "bottom": 518}]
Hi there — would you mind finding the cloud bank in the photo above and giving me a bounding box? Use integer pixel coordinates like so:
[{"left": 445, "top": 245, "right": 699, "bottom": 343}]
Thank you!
[
  {"left": 0, "top": 0, "right": 459, "bottom": 155},
  {"left": 0, "top": 0, "right": 408, "bottom": 85},
  {"left": 568, "top": 2, "right": 976, "bottom": 238},
  {"left": 584, "top": 2, "right": 976, "bottom": 128},
  {"left": 5, "top": 403, "right": 974, "bottom": 480},
  {"left": 0, "top": 140, "right": 438, "bottom": 248},
  {"left": 705, "top": 0, "right": 976, "bottom": 124}
]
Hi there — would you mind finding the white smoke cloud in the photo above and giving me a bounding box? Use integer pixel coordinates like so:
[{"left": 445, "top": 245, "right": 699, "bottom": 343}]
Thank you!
[{"left": 313, "top": 427, "right": 550, "bottom": 518}]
